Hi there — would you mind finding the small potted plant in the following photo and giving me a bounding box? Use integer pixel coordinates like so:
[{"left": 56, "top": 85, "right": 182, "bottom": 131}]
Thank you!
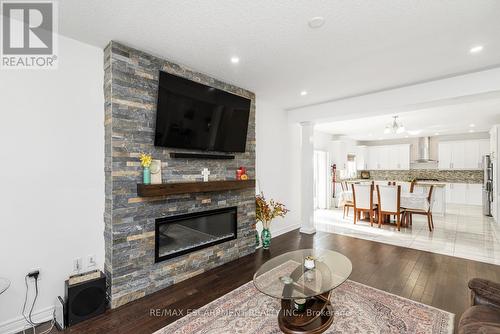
[
  {"left": 139, "top": 153, "right": 153, "bottom": 185},
  {"left": 255, "top": 193, "right": 289, "bottom": 250}
]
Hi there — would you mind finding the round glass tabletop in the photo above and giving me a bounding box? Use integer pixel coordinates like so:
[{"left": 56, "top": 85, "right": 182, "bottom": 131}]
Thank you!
[
  {"left": 0, "top": 277, "right": 11, "bottom": 295},
  {"left": 253, "top": 249, "right": 352, "bottom": 300}
]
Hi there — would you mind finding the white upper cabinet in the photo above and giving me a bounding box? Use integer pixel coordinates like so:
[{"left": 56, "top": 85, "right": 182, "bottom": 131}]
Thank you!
[
  {"left": 438, "top": 139, "right": 490, "bottom": 170},
  {"left": 397, "top": 144, "right": 410, "bottom": 170},
  {"left": 463, "top": 140, "right": 479, "bottom": 169},
  {"left": 451, "top": 142, "right": 465, "bottom": 169},
  {"left": 365, "top": 144, "right": 410, "bottom": 170},
  {"left": 479, "top": 139, "right": 490, "bottom": 168},
  {"left": 367, "top": 146, "right": 380, "bottom": 170},
  {"left": 438, "top": 142, "right": 453, "bottom": 170},
  {"left": 355, "top": 146, "right": 368, "bottom": 170}
]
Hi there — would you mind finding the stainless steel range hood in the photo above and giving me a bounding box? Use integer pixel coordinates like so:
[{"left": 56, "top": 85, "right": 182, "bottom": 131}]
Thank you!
[{"left": 414, "top": 137, "right": 436, "bottom": 163}]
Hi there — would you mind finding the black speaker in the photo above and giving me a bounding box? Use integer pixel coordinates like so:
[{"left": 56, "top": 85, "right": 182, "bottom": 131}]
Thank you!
[{"left": 64, "top": 271, "right": 107, "bottom": 326}]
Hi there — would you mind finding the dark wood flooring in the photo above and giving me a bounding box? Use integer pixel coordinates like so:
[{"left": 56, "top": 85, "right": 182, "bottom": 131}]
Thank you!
[{"left": 28, "top": 229, "right": 500, "bottom": 334}]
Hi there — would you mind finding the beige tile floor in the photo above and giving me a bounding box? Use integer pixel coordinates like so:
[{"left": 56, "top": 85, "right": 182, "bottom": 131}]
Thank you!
[{"left": 315, "top": 204, "right": 500, "bottom": 265}]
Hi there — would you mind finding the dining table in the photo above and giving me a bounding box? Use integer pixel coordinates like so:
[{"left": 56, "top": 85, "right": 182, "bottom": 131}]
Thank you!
[{"left": 339, "top": 190, "right": 430, "bottom": 211}]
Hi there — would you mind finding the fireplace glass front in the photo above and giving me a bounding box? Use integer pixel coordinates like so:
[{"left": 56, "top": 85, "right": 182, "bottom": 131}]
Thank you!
[{"left": 155, "top": 207, "right": 237, "bottom": 262}]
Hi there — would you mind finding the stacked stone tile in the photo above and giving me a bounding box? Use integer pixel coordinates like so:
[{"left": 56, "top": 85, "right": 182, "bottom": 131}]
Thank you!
[{"left": 104, "top": 41, "right": 256, "bottom": 308}]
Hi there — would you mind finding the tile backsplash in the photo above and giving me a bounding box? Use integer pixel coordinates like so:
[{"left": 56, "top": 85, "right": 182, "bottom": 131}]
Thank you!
[{"left": 356, "top": 169, "right": 483, "bottom": 183}]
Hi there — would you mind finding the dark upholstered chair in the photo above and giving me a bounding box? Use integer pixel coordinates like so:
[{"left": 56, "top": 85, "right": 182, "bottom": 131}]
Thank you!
[{"left": 459, "top": 278, "right": 500, "bottom": 334}]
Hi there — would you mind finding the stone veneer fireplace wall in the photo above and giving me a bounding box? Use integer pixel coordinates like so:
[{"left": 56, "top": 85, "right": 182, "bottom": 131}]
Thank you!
[{"left": 104, "top": 41, "right": 256, "bottom": 308}]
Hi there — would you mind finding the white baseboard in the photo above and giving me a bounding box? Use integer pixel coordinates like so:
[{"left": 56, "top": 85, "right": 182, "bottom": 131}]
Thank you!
[
  {"left": 272, "top": 222, "right": 301, "bottom": 238},
  {"left": 0, "top": 306, "right": 54, "bottom": 334}
]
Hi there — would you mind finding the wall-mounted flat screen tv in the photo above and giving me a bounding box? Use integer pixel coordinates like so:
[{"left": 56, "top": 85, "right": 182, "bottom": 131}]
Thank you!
[{"left": 154, "top": 71, "right": 251, "bottom": 152}]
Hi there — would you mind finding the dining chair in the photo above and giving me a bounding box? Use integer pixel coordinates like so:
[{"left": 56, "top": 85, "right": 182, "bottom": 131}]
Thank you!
[
  {"left": 376, "top": 185, "right": 403, "bottom": 231},
  {"left": 404, "top": 185, "right": 434, "bottom": 231},
  {"left": 387, "top": 181, "right": 396, "bottom": 186},
  {"left": 341, "top": 181, "right": 354, "bottom": 219},
  {"left": 352, "top": 184, "right": 377, "bottom": 226},
  {"left": 409, "top": 181, "right": 427, "bottom": 194},
  {"left": 340, "top": 181, "right": 346, "bottom": 192}
]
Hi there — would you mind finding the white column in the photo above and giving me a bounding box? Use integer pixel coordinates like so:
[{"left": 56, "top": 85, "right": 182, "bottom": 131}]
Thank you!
[{"left": 300, "top": 121, "right": 316, "bottom": 234}]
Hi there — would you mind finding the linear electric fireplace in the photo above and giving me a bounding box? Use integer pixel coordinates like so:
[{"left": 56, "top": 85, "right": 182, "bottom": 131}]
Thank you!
[{"left": 155, "top": 207, "right": 238, "bottom": 262}]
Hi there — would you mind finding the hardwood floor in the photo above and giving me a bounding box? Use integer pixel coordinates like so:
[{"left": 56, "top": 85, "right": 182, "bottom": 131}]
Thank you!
[{"left": 28, "top": 229, "right": 500, "bottom": 334}]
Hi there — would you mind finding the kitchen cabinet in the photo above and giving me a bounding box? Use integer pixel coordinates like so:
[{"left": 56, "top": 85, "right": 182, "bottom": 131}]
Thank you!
[
  {"left": 451, "top": 143, "right": 465, "bottom": 169},
  {"left": 445, "top": 183, "right": 482, "bottom": 206},
  {"left": 367, "top": 146, "right": 380, "bottom": 170},
  {"left": 366, "top": 144, "right": 410, "bottom": 170},
  {"left": 479, "top": 139, "right": 490, "bottom": 168},
  {"left": 438, "top": 139, "right": 490, "bottom": 170},
  {"left": 438, "top": 142, "right": 453, "bottom": 170},
  {"left": 447, "top": 183, "right": 467, "bottom": 204},
  {"left": 355, "top": 146, "right": 368, "bottom": 170},
  {"left": 396, "top": 144, "right": 410, "bottom": 170},
  {"left": 464, "top": 139, "right": 490, "bottom": 169},
  {"left": 466, "top": 183, "right": 482, "bottom": 206},
  {"left": 430, "top": 186, "right": 445, "bottom": 216}
]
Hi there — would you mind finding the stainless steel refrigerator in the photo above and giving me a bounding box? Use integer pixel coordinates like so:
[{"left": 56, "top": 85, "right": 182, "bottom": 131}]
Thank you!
[{"left": 483, "top": 155, "right": 493, "bottom": 216}]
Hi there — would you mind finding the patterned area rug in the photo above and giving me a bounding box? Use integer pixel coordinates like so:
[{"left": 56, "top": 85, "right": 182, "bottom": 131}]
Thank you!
[{"left": 155, "top": 279, "right": 454, "bottom": 334}]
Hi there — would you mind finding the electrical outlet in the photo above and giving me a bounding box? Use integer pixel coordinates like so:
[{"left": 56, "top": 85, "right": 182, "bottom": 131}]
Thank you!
[
  {"left": 73, "top": 258, "right": 83, "bottom": 273},
  {"left": 87, "top": 254, "right": 97, "bottom": 269}
]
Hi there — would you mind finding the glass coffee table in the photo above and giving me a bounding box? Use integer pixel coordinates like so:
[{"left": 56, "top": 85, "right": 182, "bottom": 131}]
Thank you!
[
  {"left": 0, "top": 277, "right": 10, "bottom": 295},
  {"left": 253, "top": 249, "right": 352, "bottom": 334}
]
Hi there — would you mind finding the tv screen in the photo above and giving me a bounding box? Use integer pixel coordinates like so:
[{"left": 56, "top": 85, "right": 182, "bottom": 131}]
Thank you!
[{"left": 154, "top": 71, "right": 251, "bottom": 152}]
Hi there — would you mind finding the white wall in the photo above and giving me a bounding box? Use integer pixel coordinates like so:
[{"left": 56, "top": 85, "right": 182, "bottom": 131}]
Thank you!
[
  {"left": 0, "top": 35, "right": 104, "bottom": 333},
  {"left": 256, "top": 99, "right": 301, "bottom": 237}
]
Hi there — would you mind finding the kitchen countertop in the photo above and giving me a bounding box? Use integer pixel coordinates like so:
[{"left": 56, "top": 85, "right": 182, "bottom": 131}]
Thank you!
[
  {"left": 414, "top": 181, "right": 447, "bottom": 187},
  {"left": 340, "top": 179, "right": 469, "bottom": 187}
]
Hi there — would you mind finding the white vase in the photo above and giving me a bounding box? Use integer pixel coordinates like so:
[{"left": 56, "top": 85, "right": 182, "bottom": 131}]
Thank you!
[{"left": 304, "top": 258, "right": 315, "bottom": 270}]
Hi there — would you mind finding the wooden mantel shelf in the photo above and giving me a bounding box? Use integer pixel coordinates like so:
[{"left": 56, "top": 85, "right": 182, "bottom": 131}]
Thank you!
[{"left": 137, "top": 179, "right": 255, "bottom": 197}]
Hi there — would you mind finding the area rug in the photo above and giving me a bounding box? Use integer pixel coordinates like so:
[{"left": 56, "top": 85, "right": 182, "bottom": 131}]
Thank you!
[{"left": 154, "top": 279, "right": 454, "bottom": 334}]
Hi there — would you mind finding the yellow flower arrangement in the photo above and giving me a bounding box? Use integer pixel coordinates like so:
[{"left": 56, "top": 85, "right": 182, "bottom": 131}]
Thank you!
[
  {"left": 139, "top": 153, "right": 152, "bottom": 168},
  {"left": 255, "top": 192, "right": 289, "bottom": 229}
]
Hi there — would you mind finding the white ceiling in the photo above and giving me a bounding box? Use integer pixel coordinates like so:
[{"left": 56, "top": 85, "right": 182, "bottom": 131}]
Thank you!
[
  {"left": 314, "top": 98, "right": 500, "bottom": 140},
  {"left": 58, "top": 0, "right": 500, "bottom": 110}
]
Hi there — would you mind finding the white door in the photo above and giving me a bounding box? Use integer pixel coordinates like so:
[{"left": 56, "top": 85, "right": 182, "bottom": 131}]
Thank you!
[{"left": 314, "top": 151, "right": 329, "bottom": 209}]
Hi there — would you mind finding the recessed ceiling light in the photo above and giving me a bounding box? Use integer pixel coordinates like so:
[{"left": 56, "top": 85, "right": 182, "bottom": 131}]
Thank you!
[
  {"left": 434, "top": 132, "right": 440, "bottom": 136},
  {"left": 405, "top": 135, "right": 409, "bottom": 138},
  {"left": 469, "top": 129, "right": 475, "bottom": 133},
  {"left": 300, "top": 91, "right": 308, "bottom": 96},
  {"left": 377, "top": 137, "right": 383, "bottom": 140},
  {"left": 469, "top": 123, "right": 475, "bottom": 127},
  {"left": 230, "top": 56, "right": 240, "bottom": 64},
  {"left": 469, "top": 45, "right": 484, "bottom": 54},
  {"left": 308, "top": 16, "right": 325, "bottom": 29}
]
